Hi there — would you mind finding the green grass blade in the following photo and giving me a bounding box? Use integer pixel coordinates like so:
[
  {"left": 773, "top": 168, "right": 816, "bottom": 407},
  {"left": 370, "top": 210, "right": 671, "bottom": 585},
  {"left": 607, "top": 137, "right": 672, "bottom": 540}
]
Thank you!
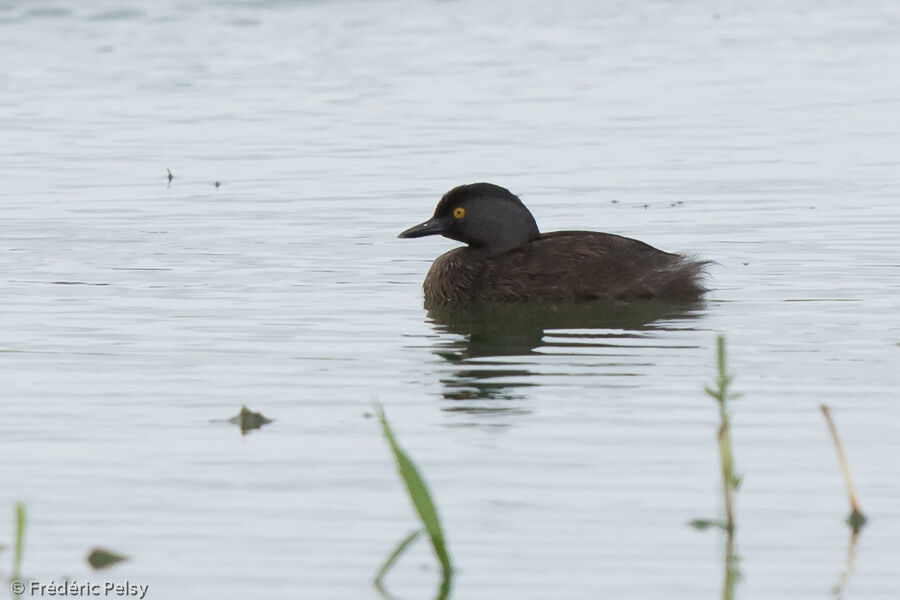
[
  {"left": 13, "top": 502, "right": 25, "bottom": 581},
  {"left": 374, "top": 529, "right": 422, "bottom": 586},
  {"left": 376, "top": 404, "right": 453, "bottom": 579},
  {"left": 688, "top": 518, "right": 727, "bottom": 531}
]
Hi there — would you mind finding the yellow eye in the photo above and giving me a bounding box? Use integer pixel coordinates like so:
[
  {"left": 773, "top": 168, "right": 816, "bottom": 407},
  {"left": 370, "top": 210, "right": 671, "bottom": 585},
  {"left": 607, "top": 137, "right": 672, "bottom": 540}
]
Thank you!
[{"left": 453, "top": 207, "right": 466, "bottom": 219}]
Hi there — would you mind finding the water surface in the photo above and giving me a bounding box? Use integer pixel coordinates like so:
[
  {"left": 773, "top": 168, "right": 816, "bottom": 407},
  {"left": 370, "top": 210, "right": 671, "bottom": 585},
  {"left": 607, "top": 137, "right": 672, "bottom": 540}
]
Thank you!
[{"left": 1, "top": 1, "right": 899, "bottom": 598}]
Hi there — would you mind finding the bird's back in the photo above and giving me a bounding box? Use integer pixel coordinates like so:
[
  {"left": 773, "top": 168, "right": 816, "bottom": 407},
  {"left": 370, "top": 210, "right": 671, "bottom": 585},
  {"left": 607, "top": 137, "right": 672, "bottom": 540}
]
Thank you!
[{"left": 423, "top": 231, "right": 708, "bottom": 305}]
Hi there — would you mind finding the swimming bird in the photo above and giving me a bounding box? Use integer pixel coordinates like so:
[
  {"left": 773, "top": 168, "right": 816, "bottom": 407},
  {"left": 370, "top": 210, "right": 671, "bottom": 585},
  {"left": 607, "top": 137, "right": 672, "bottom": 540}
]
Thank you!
[{"left": 398, "top": 183, "right": 709, "bottom": 305}]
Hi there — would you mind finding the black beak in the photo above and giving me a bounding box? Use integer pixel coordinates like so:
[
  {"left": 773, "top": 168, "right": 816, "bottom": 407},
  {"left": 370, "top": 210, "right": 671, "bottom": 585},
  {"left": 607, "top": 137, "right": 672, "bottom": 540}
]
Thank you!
[{"left": 397, "top": 216, "right": 450, "bottom": 239}]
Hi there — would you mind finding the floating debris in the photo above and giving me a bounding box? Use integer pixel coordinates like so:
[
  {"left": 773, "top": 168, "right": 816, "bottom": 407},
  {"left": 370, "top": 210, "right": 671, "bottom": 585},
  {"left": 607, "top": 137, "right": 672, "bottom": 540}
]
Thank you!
[
  {"left": 214, "top": 180, "right": 221, "bottom": 188},
  {"left": 229, "top": 405, "right": 272, "bottom": 435},
  {"left": 86, "top": 547, "right": 128, "bottom": 570}
]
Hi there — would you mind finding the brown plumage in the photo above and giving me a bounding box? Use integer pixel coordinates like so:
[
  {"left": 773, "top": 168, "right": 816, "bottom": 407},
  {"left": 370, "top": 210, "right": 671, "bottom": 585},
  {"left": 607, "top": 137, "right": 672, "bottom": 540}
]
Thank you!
[{"left": 399, "top": 183, "right": 709, "bottom": 306}]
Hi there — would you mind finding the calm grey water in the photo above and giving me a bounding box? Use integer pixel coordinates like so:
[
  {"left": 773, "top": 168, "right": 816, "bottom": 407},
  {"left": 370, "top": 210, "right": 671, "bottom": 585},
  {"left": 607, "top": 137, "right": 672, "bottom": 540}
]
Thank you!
[{"left": 2, "top": 1, "right": 899, "bottom": 598}]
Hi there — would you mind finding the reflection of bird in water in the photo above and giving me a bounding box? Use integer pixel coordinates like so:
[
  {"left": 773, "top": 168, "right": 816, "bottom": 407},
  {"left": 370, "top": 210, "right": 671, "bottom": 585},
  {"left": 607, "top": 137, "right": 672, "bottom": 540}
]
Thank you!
[
  {"left": 427, "top": 300, "right": 706, "bottom": 406},
  {"left": 399, "top": 183, "right": 710, "bottom": 305}
]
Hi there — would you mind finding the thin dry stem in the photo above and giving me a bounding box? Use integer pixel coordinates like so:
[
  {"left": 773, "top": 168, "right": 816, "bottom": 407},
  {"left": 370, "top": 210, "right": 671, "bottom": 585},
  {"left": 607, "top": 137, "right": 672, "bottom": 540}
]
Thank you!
[{"left": 820, "top": 404, "right": 866, "bottom": 530}]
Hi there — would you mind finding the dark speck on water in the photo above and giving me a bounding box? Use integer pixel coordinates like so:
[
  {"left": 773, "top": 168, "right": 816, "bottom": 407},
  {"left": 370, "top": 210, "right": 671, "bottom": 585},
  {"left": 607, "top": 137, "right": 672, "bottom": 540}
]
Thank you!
[
  {"left": 86, "top": 547, "right": 129, "bottom": 570},
  {"left": 228, "top": 406, "right": 272, "bottom": 435}
]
